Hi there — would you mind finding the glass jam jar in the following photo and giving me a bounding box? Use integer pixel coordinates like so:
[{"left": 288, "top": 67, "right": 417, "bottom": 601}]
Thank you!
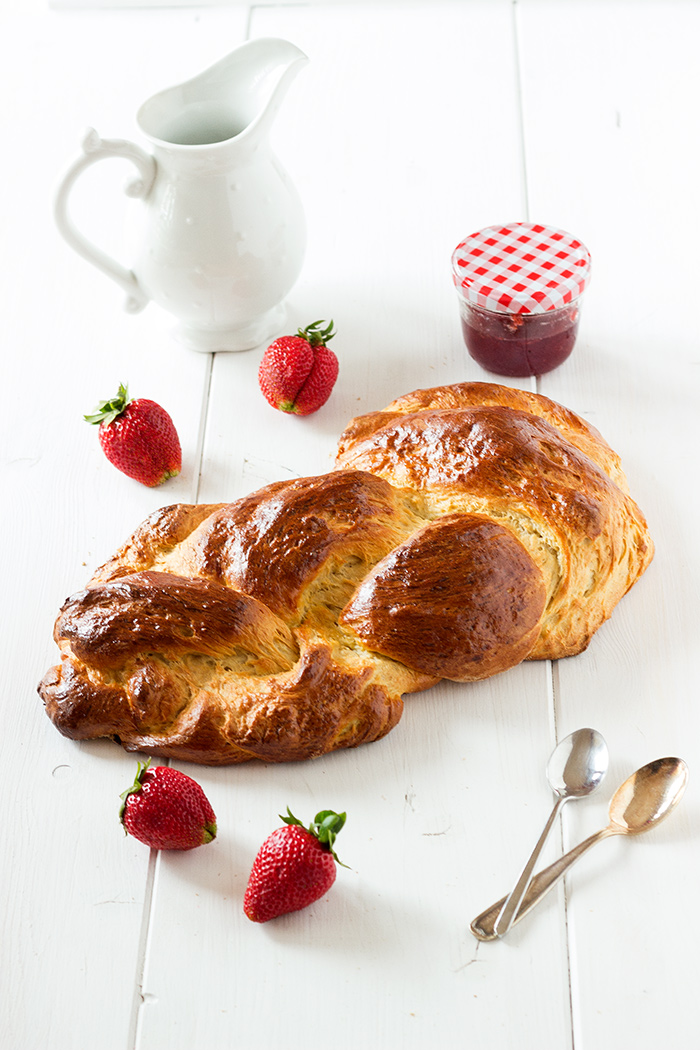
[{"left": 452, "top": 223, "right": 591, "bottom": 377}]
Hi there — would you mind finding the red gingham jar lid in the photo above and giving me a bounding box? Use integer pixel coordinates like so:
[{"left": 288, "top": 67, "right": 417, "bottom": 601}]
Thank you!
[{"left": 452, "top": 222, "right": 591, "bottom": 315}]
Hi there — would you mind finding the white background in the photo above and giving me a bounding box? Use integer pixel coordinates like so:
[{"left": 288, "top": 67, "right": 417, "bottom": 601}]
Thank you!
[{"left": 2, "top": 2, "right": 699, "bottom": 1048}]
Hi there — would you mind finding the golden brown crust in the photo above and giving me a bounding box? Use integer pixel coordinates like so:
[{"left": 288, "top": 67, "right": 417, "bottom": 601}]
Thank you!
[
  {"left": 93, "top": 503, "right": 226, "bottom": 583},
  {"left": 167, "top": 471, "right": 424, "bottom": 623},
  {"left": 39, "top": 382, "right": 653, "bottom": 764},
  {"left": 335, "top": 383, "right": 653, "bottom": 659},
  {"left": 337, "top": 381, "right": 628, "bottom": 489},
  {"left": 341, "top": 514, "right": 547, "bottom": 680},
  {"left": 40, "top": 471, "right": 435, "bottom": 764},
  {"left": 53, "top": 571, "right": 299, "bottom": 673}
]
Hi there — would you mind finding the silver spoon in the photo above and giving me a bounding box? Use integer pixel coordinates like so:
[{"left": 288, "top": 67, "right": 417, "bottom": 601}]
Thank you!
[
  {"left": 493, "top": 728, "right": 609, "bottom": 937},
  {"left": 471, "top": 755, "right": 688, "bottom": 941}
]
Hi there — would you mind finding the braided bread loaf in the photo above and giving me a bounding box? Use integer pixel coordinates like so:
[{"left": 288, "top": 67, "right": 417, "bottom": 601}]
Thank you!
[{"left": 39, "top": 382, "right": 653, "bottom": 764}]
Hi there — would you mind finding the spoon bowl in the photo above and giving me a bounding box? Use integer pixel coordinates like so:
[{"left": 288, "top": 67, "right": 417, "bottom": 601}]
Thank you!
[
  {"left": 609, "top": 756, "right": 688, "bottom": 833},
  {"left": 548, "top": 727, "right": 609, "bottom": 799}
]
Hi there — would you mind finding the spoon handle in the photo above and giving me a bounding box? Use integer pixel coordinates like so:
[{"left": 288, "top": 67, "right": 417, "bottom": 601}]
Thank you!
[
  {"left": 471, "top": 825, "right": 616, "bottom": 941},
  {"left": 493, "top": 794, "right": 566, "bottom": 937}
]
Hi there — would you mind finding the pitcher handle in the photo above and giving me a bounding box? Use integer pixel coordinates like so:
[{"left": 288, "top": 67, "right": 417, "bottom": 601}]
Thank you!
[{"left": 53, "top": 128, "right": 156, "bottom": 314}]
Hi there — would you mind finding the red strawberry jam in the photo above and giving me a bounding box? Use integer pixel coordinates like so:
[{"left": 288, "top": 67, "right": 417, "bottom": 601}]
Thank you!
[
  {"left": 459, "top": 301, "right": 581, "bottom": 377},
  {"left": 452, "top": 222, "right": 591, "bottom": 378}
]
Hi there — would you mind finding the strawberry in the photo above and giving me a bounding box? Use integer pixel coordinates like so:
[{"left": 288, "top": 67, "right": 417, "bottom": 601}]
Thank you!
[
  {"left": 258, "top": 320, "right": 339, "bottom": 415},
  {"left": 244, "top": 807, "right": 347, "bottom": 922},
  {"left": 119, "top": 759, "right": 217, "bottom": 851},
  {"left": 85, "top": 382, "right": 181, "bottom": 486}
]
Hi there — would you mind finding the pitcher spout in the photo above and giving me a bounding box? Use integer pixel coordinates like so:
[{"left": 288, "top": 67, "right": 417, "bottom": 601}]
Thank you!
[{"left": 137, "top": 37, "right": 308, "bottom": 148}]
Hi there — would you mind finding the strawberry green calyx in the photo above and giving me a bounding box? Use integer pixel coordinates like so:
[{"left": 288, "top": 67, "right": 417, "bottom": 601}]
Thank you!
[
  {"left": 280, "top": 806, "right": 348, "bottom": 866},
  {"left": 119, "top": 758, "right": 151, "bottom": 826},
  {"left": 84, "top": 382, "right": 132, "bottom": 426},
  {"left": 201, "top": 822, "right": 217, "bottom": 845},
  {"left": 298, "top": 320, "right": 335, "bottom": 348}
]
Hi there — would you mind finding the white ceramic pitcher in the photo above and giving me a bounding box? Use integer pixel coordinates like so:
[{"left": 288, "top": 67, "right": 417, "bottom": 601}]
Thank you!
[{"left": 54, "top": 38, "right": 308, "bottom": 352}]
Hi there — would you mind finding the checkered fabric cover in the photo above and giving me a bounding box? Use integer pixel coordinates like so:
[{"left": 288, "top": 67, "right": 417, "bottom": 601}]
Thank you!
[{"left": 452, "top": 223, "right": 591, "bottom": 314}]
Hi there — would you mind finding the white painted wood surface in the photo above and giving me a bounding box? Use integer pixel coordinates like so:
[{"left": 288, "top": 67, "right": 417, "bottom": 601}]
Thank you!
[{"left": 2, "top": 2, "right": 698, "bottom": 1048}]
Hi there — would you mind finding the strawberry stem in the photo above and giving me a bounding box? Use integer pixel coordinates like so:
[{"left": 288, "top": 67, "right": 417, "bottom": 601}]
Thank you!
[
  {"left": 85, "top": 382, "right": 132, "bottom": 426},
  {"left": 280, "top": 806, "right": 348, "bottom": 866},
  {"left": 298, "top": 320, "right": 335, "bottom": 348}
]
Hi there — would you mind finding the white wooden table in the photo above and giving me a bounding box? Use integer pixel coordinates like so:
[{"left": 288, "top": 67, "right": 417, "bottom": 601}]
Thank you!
[{"left": 3, "top": 1, "right": 699, "bottom": 1047}]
